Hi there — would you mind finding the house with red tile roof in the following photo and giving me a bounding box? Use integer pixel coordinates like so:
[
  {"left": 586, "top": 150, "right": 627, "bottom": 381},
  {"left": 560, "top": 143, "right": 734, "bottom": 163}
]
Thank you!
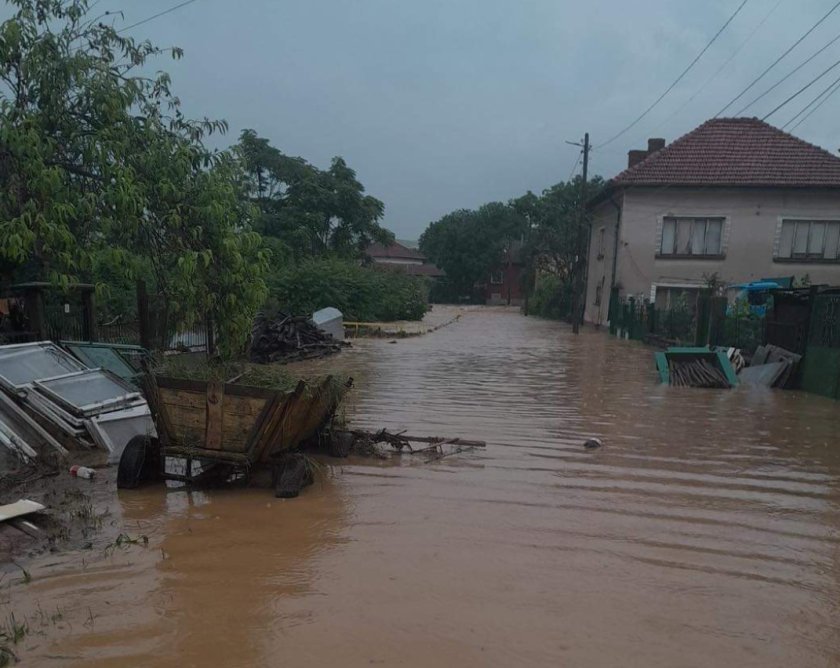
[
  {"left": 584, "top": 118, "right": 840, "bottom": 325},
  {"left": 365, "top": 240, "right": 445, "bottom": 278}
]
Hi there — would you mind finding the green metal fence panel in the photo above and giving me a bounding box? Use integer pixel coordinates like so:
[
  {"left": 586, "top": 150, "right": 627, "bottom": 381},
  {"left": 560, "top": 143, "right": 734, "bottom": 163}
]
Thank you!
[
  {"left": 801, "top": 347, "right": 840, "bottom": 399},
  {"left": 802, "top": 293, "right": 840, "bottom": 399}
]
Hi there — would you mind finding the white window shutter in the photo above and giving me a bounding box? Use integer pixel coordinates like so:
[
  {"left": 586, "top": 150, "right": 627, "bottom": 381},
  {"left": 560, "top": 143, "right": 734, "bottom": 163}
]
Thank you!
[
  {"left": 772, "top": 218, "right": 785, "bottom": 258},
  {"left": 654, "top": 216, "right": 664, "bottom": 254}
]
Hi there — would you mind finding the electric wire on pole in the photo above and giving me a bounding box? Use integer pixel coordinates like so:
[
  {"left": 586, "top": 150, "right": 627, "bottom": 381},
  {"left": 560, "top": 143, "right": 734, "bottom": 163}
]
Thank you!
[{"left": 566, "top": 133, "right": 590, "bottom": 334}]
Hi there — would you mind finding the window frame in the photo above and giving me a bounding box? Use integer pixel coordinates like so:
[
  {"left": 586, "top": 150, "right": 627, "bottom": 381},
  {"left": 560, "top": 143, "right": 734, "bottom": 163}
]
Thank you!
[
  {"left": 489, "top": 271, "right": 505, "bottom": 285},
  {"left": 656, "top": 216, "right": 727, "bottom": 259},
  {"left": 596, "top": 226, "right": 606, "bottom": 260},
  {"left": 774, "top": 218, "right": 840, "bottom": 263}
]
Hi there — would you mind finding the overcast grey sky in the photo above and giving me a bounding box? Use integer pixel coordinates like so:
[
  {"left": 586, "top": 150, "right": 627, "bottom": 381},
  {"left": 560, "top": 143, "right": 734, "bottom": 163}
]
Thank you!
[{"left": 29, "top": 1, "right": 840, "bottom": 237}]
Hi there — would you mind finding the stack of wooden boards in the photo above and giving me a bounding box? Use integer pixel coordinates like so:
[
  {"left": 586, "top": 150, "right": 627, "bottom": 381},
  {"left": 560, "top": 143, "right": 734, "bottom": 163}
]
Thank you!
[{"left": 250, "top": 312, "right": 348, "bottom": 363}]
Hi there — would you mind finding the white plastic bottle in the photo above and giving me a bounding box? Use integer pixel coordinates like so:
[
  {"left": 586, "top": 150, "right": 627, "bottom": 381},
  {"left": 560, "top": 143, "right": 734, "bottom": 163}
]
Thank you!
[{"left": 69, "top": 465, "right": 96, "bottom": 480}]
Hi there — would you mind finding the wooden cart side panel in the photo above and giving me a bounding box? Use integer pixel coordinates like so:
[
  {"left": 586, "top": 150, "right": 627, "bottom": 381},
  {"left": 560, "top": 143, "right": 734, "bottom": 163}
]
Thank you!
[
  {"left": 155, "top": 376, "right": 276, "bottom": 401},
  {"left": 253, "top": 382, "right": 306, "bottom": 462},
  {"left": 259, "top": 376, "right": 339, "bottom": 462},
  {"left": 158, "top": 388, "right": 205, "bottom": 448},
  {"left": 156, "top": 385, "right": 270, "bottom": 454},
  {"left": 243, "top": 393, "right": 280, "bottom": 458},
  {"left": 215, "top": 393, "right": 269, "bottom": 453},
  {"left": 287, "top": 376, "right": 337, "bottom": 447}
]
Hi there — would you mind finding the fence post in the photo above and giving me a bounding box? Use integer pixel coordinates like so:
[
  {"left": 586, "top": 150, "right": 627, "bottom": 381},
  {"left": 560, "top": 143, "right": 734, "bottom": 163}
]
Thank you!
[
  {"left": 628, "top": 297, "right": 636, "bottom": 340},
  {"left": 81, "top": 287, "right": 97, "bottom": 342},
  {"left": 608, "top": 287, "right": 619, "bottom": 336},
  {"left": 694, "top": 289, "right": 711, "bottom": 347},
  {"left": 206, "top": 317, "right": 216, "bottom": 357},
  {"left": 647, "top": 302, "right": 656, "bottom": 335},
  {"left": 136, "top": 280, "right": 152, "bottom": 351},
  {"left": 22, "top": 286, "right": 47, "bottom": 340}
]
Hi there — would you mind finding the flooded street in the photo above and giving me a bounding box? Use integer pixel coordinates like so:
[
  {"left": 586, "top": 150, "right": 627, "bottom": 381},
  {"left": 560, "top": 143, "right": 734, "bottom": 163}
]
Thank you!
[{"left": 7, "top": 306, "right": 840, "bottom": 666}]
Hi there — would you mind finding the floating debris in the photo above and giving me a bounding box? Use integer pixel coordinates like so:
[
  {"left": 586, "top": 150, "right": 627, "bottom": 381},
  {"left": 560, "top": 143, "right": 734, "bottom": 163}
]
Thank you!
[{"left": 342, "top": 428, "right": 486, "bottom": 461}]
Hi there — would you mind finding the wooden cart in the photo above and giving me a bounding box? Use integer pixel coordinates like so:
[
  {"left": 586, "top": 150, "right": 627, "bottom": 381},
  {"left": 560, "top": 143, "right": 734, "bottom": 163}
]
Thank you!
[{"left": 119, "top": 374, "right": 352, "bottom": 495}]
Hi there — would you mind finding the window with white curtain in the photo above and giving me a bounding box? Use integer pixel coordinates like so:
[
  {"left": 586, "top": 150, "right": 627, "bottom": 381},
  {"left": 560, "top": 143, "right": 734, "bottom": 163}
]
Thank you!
[
  {"left": 776, "top": 220, "right": 840, "bottom": 261},
  {"left": 659, "top": 217, "right": 725, "bottom": 257}
]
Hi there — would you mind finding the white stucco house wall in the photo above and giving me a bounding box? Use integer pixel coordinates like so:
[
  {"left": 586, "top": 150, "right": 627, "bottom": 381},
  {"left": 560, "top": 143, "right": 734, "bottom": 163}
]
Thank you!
[{"left": 584, "top": 118, "right": 840, "bottom": 326}]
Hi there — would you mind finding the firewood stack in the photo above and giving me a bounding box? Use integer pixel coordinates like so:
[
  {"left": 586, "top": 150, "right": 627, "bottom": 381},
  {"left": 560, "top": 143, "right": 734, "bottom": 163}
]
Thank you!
[{"left": 250, "top": 312, "right": 348, "bottom": 364}]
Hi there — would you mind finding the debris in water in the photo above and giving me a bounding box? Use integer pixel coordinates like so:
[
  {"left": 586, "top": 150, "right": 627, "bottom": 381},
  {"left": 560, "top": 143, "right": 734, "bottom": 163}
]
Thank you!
[
  {"left": 343, "top": 428, "right": 486, "bottom": 461},
  {"left": 584, "top": 438, "right": 602, "bottom": 449}
]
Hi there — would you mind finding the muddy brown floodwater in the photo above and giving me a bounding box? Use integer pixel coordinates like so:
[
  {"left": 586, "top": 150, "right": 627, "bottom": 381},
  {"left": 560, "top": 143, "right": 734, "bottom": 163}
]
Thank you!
[{"left": 4, "top": 306, "right": 840, "bottom": 666}]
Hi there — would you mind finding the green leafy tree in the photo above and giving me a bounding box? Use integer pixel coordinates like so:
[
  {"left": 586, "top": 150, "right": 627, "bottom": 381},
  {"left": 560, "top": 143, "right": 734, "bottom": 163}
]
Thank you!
[
  {"left": 236, "top": 129, "right": 392, "bottom": 258},
  {"left": 0, "top": 0, "right": 268, "bottom": 356},
  {"left": 419, "top": 202, "right": 528, "bottom": 302}
]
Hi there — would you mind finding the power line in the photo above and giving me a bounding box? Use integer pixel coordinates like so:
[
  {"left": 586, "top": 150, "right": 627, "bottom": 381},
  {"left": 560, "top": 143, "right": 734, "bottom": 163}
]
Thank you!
[
  {"left": 716, "top": 0, "right": 840, "bottom": 116},
  {"left": 782, "top": 69, "right": 840, "bottom": 128},
  {"left": 735, "top": 28, "right": 840, "bottom": 115},
  {"left": 118, "top": 0, "right": 200, "bottom": 33},
  {"left": 789, "top": 73, "right": 840, "bottom": 130},
  {"left": 762, "top": 55, "right": 840, "bottom": 120},
  {"left": 652, "top": 0, "right": 783, "bottom": 133},
  {"left": 597, "top": 0, "right": 750, "bottom": 149}
]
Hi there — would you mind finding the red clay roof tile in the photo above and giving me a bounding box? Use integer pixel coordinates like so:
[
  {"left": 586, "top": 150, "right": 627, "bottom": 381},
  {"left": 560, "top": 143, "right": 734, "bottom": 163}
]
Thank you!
[{"left": 609, "top": 117, "right": 840, "bottom": 188}]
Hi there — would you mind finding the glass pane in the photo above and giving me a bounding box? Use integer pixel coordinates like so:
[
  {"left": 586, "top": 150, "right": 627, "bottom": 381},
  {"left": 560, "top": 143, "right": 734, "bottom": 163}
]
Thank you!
[
  {"left": 792, "top": 222, "right": 809, "bottom": 255},
  {"left": 661, "top": 219, "right": 675, "bottom": 254},
  {"left": 66, "top": 345, "right": 136, "bottom": 382},
  {"left": 825, "top": 222, "right": 840, "bottom": 260},
  {"left": 0, "top": 345, "right": 85, "bottom": 387},
  {"left": 36, "top": 370, "right": 136, "bottom": 411},
  {"left": 677, "top": 219, "right": 693, "bottom": 254},
  {"left": 779, "top": 222, "right": 795, "bottom": 258},
  {"left": 691, "top": 219, "right": 707, "bottom": 255},
  {"left": 809, "top": 222, "right": 826, "bottom": 256},
  {"left": 706, "top": 220, "right": 723, "bottom": 254}
]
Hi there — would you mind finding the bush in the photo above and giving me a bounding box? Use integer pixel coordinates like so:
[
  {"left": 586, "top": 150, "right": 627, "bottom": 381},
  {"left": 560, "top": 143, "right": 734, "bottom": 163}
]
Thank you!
[
  {"left": 267, "top": 258, "right": 429, "bottom": 322},
  {"left": 529, "top": 274, "right": 571, "bottom": 320}
]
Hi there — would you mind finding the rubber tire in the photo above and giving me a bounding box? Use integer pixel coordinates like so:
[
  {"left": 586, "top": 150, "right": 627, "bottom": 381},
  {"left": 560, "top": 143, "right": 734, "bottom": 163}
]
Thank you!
[
  {"left": 328, "top": 431, "right": 354, "bottom": 458},
  {"left": 275, "top": 455, "right": 308, "bottom": 498},
  {"left": 117, "top": 435, "right": 157, "bottom": 489}
]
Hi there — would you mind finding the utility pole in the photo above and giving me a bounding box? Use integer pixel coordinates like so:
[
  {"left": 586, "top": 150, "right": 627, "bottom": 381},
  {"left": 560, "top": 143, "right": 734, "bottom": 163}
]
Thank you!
[{"left": 567, "top": 132, "right": 590, "bottom": 334}]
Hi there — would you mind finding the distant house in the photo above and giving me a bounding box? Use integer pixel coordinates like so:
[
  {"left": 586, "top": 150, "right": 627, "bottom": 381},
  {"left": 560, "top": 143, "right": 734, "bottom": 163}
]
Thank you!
[
  {"left": 480, "top": 241, "right": 524, "bottom": 306},
  {"left": 365, "top": 240, "right": 445, "bottom": 278},
  {"left": 584, "top": 118, "right": 840, "bottom": 325}
]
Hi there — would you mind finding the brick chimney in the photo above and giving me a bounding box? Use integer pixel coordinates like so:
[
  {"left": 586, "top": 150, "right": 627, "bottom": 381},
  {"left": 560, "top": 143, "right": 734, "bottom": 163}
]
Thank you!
[
  {"left": 628, "top": 149, "right": 648, "bottom": 168},
  {"left": 648, "top": 138, "right": 666, "bottom": 154}
]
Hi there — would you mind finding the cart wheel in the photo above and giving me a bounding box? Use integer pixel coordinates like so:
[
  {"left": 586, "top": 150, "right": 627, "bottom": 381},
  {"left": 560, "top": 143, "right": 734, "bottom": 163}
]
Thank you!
[
  {"left": 275, "top": 455, "right": 308, "bottom": 498},
  {"left": 117, "top": 435, "right": 159, "bottom": 490},
  {"left": 327, "top": 431, "right": 354, "bottom": 458}
]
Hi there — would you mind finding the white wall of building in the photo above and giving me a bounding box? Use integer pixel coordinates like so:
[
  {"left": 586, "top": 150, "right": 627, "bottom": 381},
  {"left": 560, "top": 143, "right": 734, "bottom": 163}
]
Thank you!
[{"left": 585, "top": 187, "right": 840, "bottom": 323}]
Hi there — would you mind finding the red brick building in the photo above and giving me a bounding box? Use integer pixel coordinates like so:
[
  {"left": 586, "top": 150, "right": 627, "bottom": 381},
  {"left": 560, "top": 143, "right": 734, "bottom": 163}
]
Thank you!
[{"left": 481, "top": 242, "right": 524, "bottom": 306}]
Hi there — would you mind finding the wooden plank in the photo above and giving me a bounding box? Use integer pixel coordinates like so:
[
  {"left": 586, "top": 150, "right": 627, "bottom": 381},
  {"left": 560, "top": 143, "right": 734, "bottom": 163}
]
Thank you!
[
  {"left": 222, "top": 395, "right": 267, "bottom": 418},
  {"left": 222, "top": 383, "right": 277, "bottom": 400},
  {"left": 244, "top": 394, "right": 279, "bottom": 459},
  {"left": 254, "top": 383, "right": 305, "bottom": 462},
  {"left": 158, "top": 388, "right": 208, "bottom": 410},
  {"left": 204, "top": 381, "right": 224, "bottom": 450},
  {"left": 154, "top": 376, "right": 210, "bottom": 393}
]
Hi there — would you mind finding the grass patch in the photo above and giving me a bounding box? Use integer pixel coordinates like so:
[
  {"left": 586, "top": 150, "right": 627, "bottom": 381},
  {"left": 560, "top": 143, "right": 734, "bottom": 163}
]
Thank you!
[{"left": 154, "top": 358, "right": 351, "bottom": 398}]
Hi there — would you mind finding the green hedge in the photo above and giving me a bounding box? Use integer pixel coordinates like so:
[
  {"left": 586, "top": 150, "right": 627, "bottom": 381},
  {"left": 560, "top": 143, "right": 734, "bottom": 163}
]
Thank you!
[
  {"left": 267, "top": 258, "right": 429, "bottom": 322},
  {"left": 529, "top": 274, "right": 571, "bottom": 320}
]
